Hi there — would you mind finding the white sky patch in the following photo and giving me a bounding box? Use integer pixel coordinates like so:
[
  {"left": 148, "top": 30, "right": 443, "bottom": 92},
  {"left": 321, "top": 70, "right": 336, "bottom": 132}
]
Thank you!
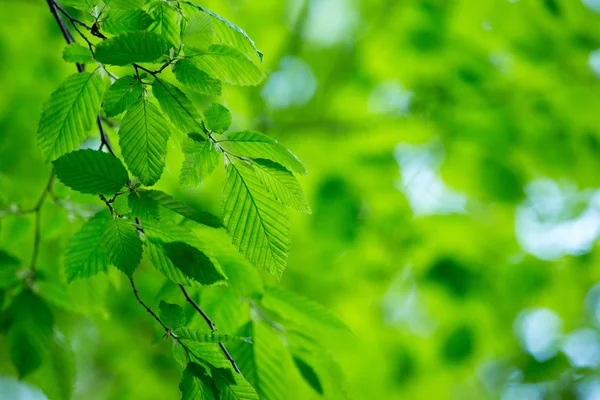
[
  {"left": 394, "top": 141, "right": 467, "bottom": 216},
  {"left": 583, "top": 0, "right": 600, "bottom": 13},
  {"left": 562, "top": 328, "right": 600, "bottom": 368},
  {"left": 303, "top": 0, "right": 359, "bottom": 47},
  {"left": 368, "top": 80, "right": 412, "bottom": 116},
  {"left": 261, "top": 56, "right": 317, "bottom": 110},
  {"left": 515, "top": 179, "right": 600, "bottom": 260},
  {"left": 589, "top": 49, "right": 600, "bottom": 77},
  {"left": 514, "top": 308, "right": 562, "bottom": 362}
]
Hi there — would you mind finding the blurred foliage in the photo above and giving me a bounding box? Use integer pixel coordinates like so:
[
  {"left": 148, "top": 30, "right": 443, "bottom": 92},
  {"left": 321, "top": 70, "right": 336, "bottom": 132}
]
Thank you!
[{"left": 2, "top": 0, "right": 600, "bottom": 399}]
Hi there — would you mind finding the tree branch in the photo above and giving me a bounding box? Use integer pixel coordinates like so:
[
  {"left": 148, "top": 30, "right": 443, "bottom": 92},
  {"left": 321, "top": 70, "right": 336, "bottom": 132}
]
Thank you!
[
  {"left": 179, "top": 284, "right": 242, "bottom": 374},
  {"left": 129, "top": 277, "right": 169, "bottom": 332}
]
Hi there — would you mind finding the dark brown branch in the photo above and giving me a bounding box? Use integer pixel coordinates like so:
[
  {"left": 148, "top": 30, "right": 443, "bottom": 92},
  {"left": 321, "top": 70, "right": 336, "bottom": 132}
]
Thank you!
[
  {"left": 130, "top": 278, "right": 170, "bottom": 332},
  {"left": 179, "top": 284, "right": 242, "bottom": 374}
]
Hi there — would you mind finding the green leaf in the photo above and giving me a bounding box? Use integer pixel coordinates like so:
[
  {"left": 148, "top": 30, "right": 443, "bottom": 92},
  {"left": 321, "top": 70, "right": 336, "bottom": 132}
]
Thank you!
[
  {"left": 177, "top": 341, "right": 231, "bottom": 369},
  {"left": 293, "top": 356, "right": 323, "bottom": 395},
  {"left": 146, "top": 241, "right": 200, "bottom": 287},
  {"left": 211, "top": 367, "right": 259, "bottom": 400},
  {"left": 180, "top": 364, "right": 217, "bottom": 400},
  {"left": 149, "top": 1, "right": 180, "bottom": 49},
  {"left": 173, "top": 342, "right": 188, "bottom": 367},
  {"left": 61, "top": 0, "right": 98, "bottom": 10},
  {"left": 159, "top": 301, "right": 185, "bottom": 329},
  {"left": 37, "top": 281, "right": 74, "bottom": 311},
  {"left": 175, "top": 328, "right": 248, "bottom": 344},
  {"left": 231, "top": 322, "right": 286, "bottom": 400},
  {"left": 174, "top": 58, "right": 222, "bottom": 96},
  {"left": 222, "top": 161, "right": 290, "bottom": 278},
  {"left": 187, "top": 4, "right": 263, "bottom": 63},
  {"left": 64, "top": 210, "right": 112, "bottom": 282},
  {"left": 152, "top": 79, "right": 204, "bottom": 134},
  {"left": 263, "top": 285, "right": 349, "bottom": 331},
  {"left": 183, "top": 12, "right": 213, "bottom": 53},
  {"left": 128, "top": 190, "right": 160, "bottom": 220},
  {"left": 119, "top": 99, "right": 171, "bottom": 186},
  {"left": 180, "top": 133, "right": 220, "bottom": 187},
  {"left": 53, "top": 149, "right": 129, "bottom": 195},
  {"left": 100, "top": 217, "right": 143, "bottom": 276},
  {"left": 102, "top": 9, "right": 154, "bottom": 35},
  {"left": 190, "top": 45, "right": 265, "bottom": 86},
  {"left": 62, "top": 42, "right": 94, "bottom": 64},
  {"left": 0, "top": 250, "right": 21, "bottom": 289},
  {"left": 95, "top": 31, "right": 168, "bottom": 66},
  {"left": 162, "top": 241, "right": 226, "bottom": 286},
  {"left": 5, "top": 291, "right": 54, "bottom": 378},
  {"left": 252, "top": 159, "right": 311, "bottom": 213},
  {"left": 37, "top": 72, "right": 105, "bottom": 162},
  {"left": 105, "top": 0, "right": 145, "bottom": 10},
  {"left": 102, "top": 75, "right": 143, "bottom": 117},
  {"left": 225, "top": 131, "right": 306, "bottom": 175},
  {"left": 144, "top": 190, "right": 222, "bottom": 228},
  {"left": 204, "top": 103, "right": 231, "bottom": 133}
]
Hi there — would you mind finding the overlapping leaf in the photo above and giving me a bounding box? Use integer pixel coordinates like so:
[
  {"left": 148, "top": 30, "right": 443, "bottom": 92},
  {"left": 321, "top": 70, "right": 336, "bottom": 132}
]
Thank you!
[
  {"left": 231, "top": 322, "right": 287, "bottom": 400},
  {"left": 190, "top": 45, "right": 265, "bottom": 86},
  {"left": 102, "top": 9, "right": 154, "bottom": 35},
  {"left": 53, "top": 149, "right": 129, "bottom": 195},
  {"left": 143, "top": 190, "right": 222, "bottom": 228},
  {"left": 64, "top": 210, "right": 111, "bottom": 282},
  {"left": 180, "top": 133, "right": 220, "bottom": 187},
  {"left": 95, "top": 31, "right": 167, "bottom": 66},
  {"left": 152, "top": 79, "right": 204, "bottom": 134},
  {"left": 252, "top": 159, "right": 310, "bottom": 213},
  {"left": 62, "top": 43, "right": 93, "bottom": 64},
  {"left": 211, "top": 367, "right": 259, "bottom": 400},
  {"left": 102, "top": 75, "right": 143, "bottom": 117},
  {"left": 222, "top": 161, "right": 290, "bottom": 278},
  {"left": 100, "top": 217, "right": 142, "bottom": 276},
  {"left": 224, "top": 131, "right": 306, "bottom": 175},
  {"left": 204, "top": 103, "right": 231, "bottom": 133},
  {"left": 37, "top": 72, "right": 105, "bottom": 162},
  {"left": 173, "top": 58, "right": 222, "bottom": 96},
  {"left": 183, "top": 12, "right": 213, "bottom": 53},
  {"left": 118, "top": 99, "right": 171, "bottom": 186},
  {"left": 148, "top": 1, "right": 180, "bottom": 49}
]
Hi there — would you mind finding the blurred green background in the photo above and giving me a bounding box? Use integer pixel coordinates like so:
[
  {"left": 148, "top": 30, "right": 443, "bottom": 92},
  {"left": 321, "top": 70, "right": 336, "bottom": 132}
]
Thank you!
[{"left": 3, "top": 0, "right": 600, "bottom": 398}]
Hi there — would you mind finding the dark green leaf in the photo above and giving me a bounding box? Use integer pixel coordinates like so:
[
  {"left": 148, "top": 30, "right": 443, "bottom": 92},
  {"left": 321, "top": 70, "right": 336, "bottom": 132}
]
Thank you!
[
  {"left": 0, "top": 250, "right": 21, "bottom": 289},
  {"left": 128, "top": 190, "right": 160, "bottom": 220},
  {"left": 95, "top": 31, "right": 168, "bottom": 66},
  {"left": 293, "top": 356, "right": 323, "bottom": 395},
  {"left": 162, "top": 241, "right": 226, "bottom": 286},
  {"left": 53, "top": 149, "right": 129, "bottom": 195},
  {"left": 100, "top": 217, "right": 143, "bottom": 276},
  {"left": 211, "top": 366, "right": 259, "bottom": 400},
  {"left": 144, "top": 189, "right": 223, "bottom": 228},
  {"left": 159, "top": 301, "right": 185, "bottom": 329}
]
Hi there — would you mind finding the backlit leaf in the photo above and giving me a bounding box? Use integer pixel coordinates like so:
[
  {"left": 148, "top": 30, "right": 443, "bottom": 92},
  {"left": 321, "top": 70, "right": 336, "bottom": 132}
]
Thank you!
[
  {"left": 102, "top": 75, "right": 143, "bottom": 117},
  {"left": 190, "top": 45, "right": 265, "bottom": 86},
  {"left": 100, "top": 217, "right": 143, "bottom": 276},
  {"left": 95, "top": 31, "right": 168, "bottom": 66},
  {"left": 174, "top": 58, "right": 222, "bottom": 96},
  {"left": 180, "top": 133, "right": 220, "bottom": 187}
]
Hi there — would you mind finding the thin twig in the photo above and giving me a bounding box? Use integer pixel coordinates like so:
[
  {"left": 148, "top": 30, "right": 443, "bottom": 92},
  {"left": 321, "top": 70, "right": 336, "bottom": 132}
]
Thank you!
[
  {"left": 179, "top": 284, "right": 242, "bottom": 374},
  {"left": 130, "top": 278, "right": 169, "bottom": 332}
]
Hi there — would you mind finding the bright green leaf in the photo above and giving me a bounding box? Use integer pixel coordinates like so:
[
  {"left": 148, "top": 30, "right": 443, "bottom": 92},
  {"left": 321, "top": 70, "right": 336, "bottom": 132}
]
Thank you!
[
  {"left": 102, "top": 75, "right": 143, "bottom": 117},
  {"left": 252, "top": 159, "right": 311, "bottom": 213},
  {"left": 128, "top": 190, "right": 160, "bottom": 220},
  {"left": 119, "top": 99, "right": 171, "bottom": 186},
  {"left": 105, "top": 0, "right": 145, "bottom": 10},
  {"left": 183, "top": 12, "right": 213, "bottom": 53},
  {"left": 102, "top": 9, "right": 154, "bottom": 35},
  {"left": 174, "top": 58, "right": 222, "bottom": 96},
  {"left": 222, "top": 161, "right": 290, "bottom": 278},
  {"left": 211, "top": 366, "right": 259, "bottom": 400},
  {"left": 180, "top": 364, "right": 217, "bottom": 400},
  {"left": 225, "top": 131, "right": 306, "bottom": 175},
  {"left": 53, "top": 149, "right": 129, "bottom": 195},
  {"left": 180, "top": 133, "right": 220, "bottom": 187},
  {"left": 62, "top": 42, "right": 94, "bottom": 64},
  {"left": 190, "top": 45, "right": 265, "bottom": 86},
  {"left": 64, "top": 210, "right": 112, "bottom": 282},
  {"left": 204, "top": 103, "right": 231, "bottom": 133},
  {"left": 152, "top": 79, "right": 204, "bottom": 134},
  {"left": 37, "top": 72, "right": 105, "bottom": 162},
  {"left": 95, "top": 31, "right": 168, "bottom": 66},
  {"left": 148, "top": 1, "right": 180, "bottom": 49}
]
